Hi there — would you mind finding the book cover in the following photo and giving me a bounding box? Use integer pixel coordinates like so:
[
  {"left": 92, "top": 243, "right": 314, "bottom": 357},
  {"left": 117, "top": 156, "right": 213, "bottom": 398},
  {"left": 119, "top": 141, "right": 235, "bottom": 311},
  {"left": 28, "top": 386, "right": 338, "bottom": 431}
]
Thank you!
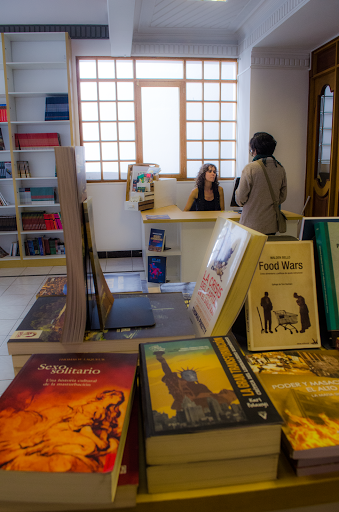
[
  {"left": 246, "top": 349, "right": 339, "bottom": 462},
  {"left": 0, "top": 352, "right": 138, "bottom": 504},
  {"left": 188, "top": 217, "right": 267, "bottom": 337},
  {"left": 314, "top": 222, "right": 339, "bottom": 334},
  {"left": 148, "top": 255, "right": 166, "bottom": 283},
  {"left": 246, "top": 241, "right": 321, "bottom": 351},
  {"left": 139, "top": 334, "right": 282, "bottom": 466},
  {"left": 148, "top": 228, "right": 165, "bottom": 252}
]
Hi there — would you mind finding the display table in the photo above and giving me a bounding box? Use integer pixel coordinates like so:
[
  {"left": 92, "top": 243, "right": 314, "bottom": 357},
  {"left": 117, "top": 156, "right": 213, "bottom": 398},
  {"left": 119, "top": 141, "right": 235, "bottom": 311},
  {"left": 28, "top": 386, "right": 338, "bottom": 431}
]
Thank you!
[{"left": 141, "top": 206, "right": 302, "bottom": 282}]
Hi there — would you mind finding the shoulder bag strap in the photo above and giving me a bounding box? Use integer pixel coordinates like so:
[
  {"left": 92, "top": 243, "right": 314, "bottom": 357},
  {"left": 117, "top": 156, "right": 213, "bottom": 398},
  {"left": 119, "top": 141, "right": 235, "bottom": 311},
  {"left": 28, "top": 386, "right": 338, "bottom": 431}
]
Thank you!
[{"left": 257, "top": 159, "right": 278, "bottom": 206}]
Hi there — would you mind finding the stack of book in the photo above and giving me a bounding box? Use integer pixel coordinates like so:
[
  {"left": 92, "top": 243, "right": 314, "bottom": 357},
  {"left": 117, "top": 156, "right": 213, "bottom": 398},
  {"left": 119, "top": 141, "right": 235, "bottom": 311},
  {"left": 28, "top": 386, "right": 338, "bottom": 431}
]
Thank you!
[
  {"left": 0, "top": 215, "right": 17, "bottom": 231},
  {"left": 45, "top": 95, "right": 69, "bottom": 120},
  {"left": 0, "top": 127, "right": 5, "bottom": 150},
  {"left": 247, "top": 349, "right": 339, "bottom": 477},
  {"left": 19, "top": 187, "right": 56, "bottom": 205},
  {"left": 9, "top": 240, "right": 19, "bottom": 257},
  {"left": 0, "top": 104, "right": 7, "bottom": 121},
  {"left": 19, "top": 187, "right": 31, "bottom": 204},
  {"left": 15, "top": 132, "right": 61, "bottom": 150},
  {"left": 22, "top": 212, "right": 62, "bottom": 230},
  {"left": 25, "top": 236, "right": 65, "bottom": 256},
  {"left": 0, "top": 190, "right": 9, "bottom": 206},
  {"left": 139, "top": 334, "right": 282, "bottom": 493},
  {"left": 0, "top": 161, "right": 12, "bottom": 178},
  {"left": 16, "top": 160, "right": 31, "bottom": 178}
]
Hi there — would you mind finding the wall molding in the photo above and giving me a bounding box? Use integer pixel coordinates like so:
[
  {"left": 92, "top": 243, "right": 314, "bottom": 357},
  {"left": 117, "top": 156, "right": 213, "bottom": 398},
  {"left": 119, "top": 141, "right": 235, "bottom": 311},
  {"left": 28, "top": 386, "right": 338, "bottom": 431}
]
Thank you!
[
  {"left": 251, "top": 48, "right": 310, "bottom": 70},
  {"left": 132, "top": 43, "right": 238, "bottom": 58},
  {"left": 0, "top": 25, "right": 109, "bottom": 39}
]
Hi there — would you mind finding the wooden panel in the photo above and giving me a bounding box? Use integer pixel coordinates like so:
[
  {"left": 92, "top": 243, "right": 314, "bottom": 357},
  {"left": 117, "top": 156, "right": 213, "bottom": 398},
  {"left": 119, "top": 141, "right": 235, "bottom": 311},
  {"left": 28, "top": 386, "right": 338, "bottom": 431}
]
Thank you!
[{"left": 312, "top": 188, "right": 329, "bottom": 217}]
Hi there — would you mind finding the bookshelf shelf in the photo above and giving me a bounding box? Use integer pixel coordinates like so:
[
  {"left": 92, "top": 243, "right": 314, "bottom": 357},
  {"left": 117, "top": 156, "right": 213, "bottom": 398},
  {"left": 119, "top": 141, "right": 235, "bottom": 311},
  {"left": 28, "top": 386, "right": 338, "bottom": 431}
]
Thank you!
[
  {"left": 0, "top": 231, "right": 17, "bottom": 235},
  {"left": 0, "top": 32, "right": 73, "bottom": 266}
]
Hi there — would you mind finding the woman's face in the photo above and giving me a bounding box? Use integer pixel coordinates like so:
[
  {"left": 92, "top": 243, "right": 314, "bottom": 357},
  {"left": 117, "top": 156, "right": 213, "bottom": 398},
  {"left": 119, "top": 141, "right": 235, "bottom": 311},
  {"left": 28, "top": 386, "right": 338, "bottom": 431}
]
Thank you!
[{"left": 205, "top": 166, "right": 217, "bottom": 182}]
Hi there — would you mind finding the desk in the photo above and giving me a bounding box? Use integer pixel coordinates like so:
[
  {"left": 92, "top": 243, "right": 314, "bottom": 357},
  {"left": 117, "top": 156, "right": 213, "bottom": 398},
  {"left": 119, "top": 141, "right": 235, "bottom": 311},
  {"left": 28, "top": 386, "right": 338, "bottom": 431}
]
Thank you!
[{"left": 141, "top": 206, "right": 302, "bottom": 283}]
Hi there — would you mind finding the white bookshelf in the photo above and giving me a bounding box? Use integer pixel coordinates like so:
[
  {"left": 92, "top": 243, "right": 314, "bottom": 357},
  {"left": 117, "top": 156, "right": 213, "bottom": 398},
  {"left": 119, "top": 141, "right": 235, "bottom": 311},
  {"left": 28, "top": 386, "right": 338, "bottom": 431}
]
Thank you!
[{"left": 0, "top": 32, "right": 75, "bottom": 267}]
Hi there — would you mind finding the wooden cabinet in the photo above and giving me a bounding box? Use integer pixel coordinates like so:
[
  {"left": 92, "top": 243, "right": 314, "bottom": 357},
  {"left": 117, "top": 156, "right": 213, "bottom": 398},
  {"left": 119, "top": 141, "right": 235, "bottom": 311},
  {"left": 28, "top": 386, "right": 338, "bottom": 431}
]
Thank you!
[{"left": 0, "top": 32, "right": 74, "bottom": 267}]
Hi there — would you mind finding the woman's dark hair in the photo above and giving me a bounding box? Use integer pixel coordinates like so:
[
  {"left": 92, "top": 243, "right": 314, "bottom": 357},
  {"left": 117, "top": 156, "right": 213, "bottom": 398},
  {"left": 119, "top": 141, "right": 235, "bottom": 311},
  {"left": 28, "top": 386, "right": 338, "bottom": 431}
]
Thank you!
[
  {"left": 195, "top": 163, "right": 219, "bottom": 190},
  {"left": 249, "top": 132, "right": 277, "bottom": 155}
]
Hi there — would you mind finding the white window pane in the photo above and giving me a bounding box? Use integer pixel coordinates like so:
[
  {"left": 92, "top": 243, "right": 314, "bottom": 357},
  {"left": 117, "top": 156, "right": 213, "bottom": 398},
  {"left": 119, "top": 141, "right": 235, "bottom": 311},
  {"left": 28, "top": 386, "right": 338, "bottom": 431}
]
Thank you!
[
  {"left": 85, "top": 161, "right": 101, "bottom": 179},
  {"left": 186, "top": 82, "right": 202, "bottom": 101},
  {"left": 187, "top": 102, "right": 202, "bottom": 121},
  {"left": 117, "top": 82, "right": 134, "bottom": 101},
  {"left": 99, "top": 82, "right": 116, "bottom": 101},
  {"left": 221, "top": 122, "right": 236, "bottom": 140},
  {"left": 98, "top": 60, "right": 115, "bottom": 79},
  {"left": 187, "top": 141, "right": 202, "bottom": 159},
  {"left": 324, "top": 113, "right": 332, "bottom": 129},
  {"left": 117, "top": 102, "right": 135, "bottom": 121},
  {"left": 120, "top": 161, "right": 135, "bottom": 180},
  {"left": 204, "top": 83, "right": 219, "bottom": 101},
  {"left": 187, "top": 122, "right": 202, "bottom": 140},
  {"left": 186, "top": 61, "right": 202, "bottom": 80},
  {"left": 204, "top": 122, "right": 219, "bottom": 140},
  {"left": 102, "top": 142, "right": 118, "bottom": 160},
  {"left": 203, "top": 160, "right": 219, "bottom": 169},
  {"left": 221, "top": 103, "right": 236, "bottom": 121},
  {"left": 324, "top": 96, "right": 333, "bottom": 112},
  {"left": 204, "top": 103, "right": 219, "bottom": 121},
  {"left": 118, "top": 122, "right": 135, "bottom": 141},
  {"left": 322, "top": 130, "right": 332, "bottom": 145},
  {"left": 136, "top": 60, "right": 183, "bottom": 79},
  {"left": 142, "top": 87, "right": 180, "bottom": 174},
  {"left": 80, "top": 82, "right": 97, "bottom": 101},
  {"left": 82, "top": 122, "right": 99, "bottom": 141},
  {"left": 103, "top": 161, "right": 119, "bottom": 180},
  {"left": 220, "top": 160, "right": 235, "bottom": 178},
  {"left": 100, "top": 102, "right": 117, "bottom": 121},
  {"left": 119, "top": 141, "right": 136, "bottom": 160},
  {"left": 204, "top": 141, "right": 219, "bottom": 159},
  {"left": 204, "top": 61, "right": 219, "bottom": 80},
  {"left": 116, "top": 60, "right": 133, "bottom": 79},
  {"left": 81, "top": 102, "right": 98, "bottom": 121},
  {"left": 100, "top": 122, "right": 117, "bottom": 141},
  {"left": 221, "top": 62, "right": 237, "bottom": 80},
  {"left": 84, "top": 142, "right": 100, "bottom": 160},
  {"left": 79, "top": 60, "right": 96, "bottom": 79},
  {"left": 221, "top": 83, "right": 236, "bottom": 101},
  {"left": 187, "top": 160, "right": 201, "bottom": 178},
  {"left": 221, "top": 141, "right": 235, "bottom": 159},
  {"left": 322, "top": 145, "right": 331, "bottom": 160}
]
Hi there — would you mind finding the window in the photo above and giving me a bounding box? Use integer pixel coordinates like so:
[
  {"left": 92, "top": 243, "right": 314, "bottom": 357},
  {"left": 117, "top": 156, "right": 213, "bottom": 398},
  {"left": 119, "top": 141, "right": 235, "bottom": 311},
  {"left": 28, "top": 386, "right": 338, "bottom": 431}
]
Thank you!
[{"left": 77, "top": 58, "right": 237, "bottom": 181}]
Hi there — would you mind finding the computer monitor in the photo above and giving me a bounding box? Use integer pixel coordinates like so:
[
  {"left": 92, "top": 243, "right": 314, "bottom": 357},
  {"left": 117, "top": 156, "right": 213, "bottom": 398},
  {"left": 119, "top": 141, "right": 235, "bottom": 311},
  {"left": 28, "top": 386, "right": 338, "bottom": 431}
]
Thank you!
[{"left": 230, "top": 177, "right": 240, "bottom": 208}]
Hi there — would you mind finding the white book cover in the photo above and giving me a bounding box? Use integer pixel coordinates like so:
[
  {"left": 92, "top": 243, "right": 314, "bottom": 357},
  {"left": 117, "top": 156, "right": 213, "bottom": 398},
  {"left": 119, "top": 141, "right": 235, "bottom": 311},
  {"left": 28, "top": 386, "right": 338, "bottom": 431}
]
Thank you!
[{"left": 188, "top": 218, "right": 251, "bottom": 337}]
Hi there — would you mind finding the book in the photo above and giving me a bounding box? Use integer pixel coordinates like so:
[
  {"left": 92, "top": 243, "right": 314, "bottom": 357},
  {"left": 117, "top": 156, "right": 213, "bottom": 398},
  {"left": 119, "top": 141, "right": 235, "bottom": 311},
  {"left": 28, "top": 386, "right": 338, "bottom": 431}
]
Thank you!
[
  {"left": 15, "top": 133, "right": 61, "bottom": 150},
  {"left": 148, "top": 255, "right": 166, "bottom": 283},
  {"left": 0, "top": 245, "right": 9, "bottom": 258},
  {"left": 0, "top": 127, "right": 5, "bottom": 150},
  {"left": 8, "top": 293, "right": 195, "bottom": 361},
  {"left": 246, "top": 240, "right": 321, "bottom": 351},
  {"left": 188, "top": 217, "right": 267, "bottom": 337},
  {"left": 148, "top": 228, "right": 165, "bottom": 252},
  {"left": 45, "top": 95, "right": 69, "bottom": 121},
  {"left": 246, "top": 349, "right": 339, "bottom": 464},
  {"left": 0, "top": 352, "right": 138, "bottom": 504},
  {"left": 139, "top": 334, "right": 282, "bottom": 468},
  {"left": 314, "top": 222, "right": 339, "bottom": 340}
]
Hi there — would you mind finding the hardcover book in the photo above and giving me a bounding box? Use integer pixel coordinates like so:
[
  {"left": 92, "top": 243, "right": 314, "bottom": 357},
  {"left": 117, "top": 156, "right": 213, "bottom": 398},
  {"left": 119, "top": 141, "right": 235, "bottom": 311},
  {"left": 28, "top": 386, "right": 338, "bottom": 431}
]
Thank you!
[
  {"left": 246, "top": 240, "right": 321, "bottom": 351},
  {"left": 188, "top": 217, "right": 267, "bottom": 337},
  {"left": 314, "top": 221, "right": 339, "bottom": 338},
  {"left": 0, "top": 352, "right": 138, "bottom": 504},
  {"left": 246, "top": 349, "right": 339, "bottom": 466},
  {"left": 139, "top": 334, "right": 282, "bottom": 468},
  {"left": 148, "top": 228, "right": 165, "bottom": 252},
  {"left": 148, "top": 255, "right": 166, "bottom": 283}
]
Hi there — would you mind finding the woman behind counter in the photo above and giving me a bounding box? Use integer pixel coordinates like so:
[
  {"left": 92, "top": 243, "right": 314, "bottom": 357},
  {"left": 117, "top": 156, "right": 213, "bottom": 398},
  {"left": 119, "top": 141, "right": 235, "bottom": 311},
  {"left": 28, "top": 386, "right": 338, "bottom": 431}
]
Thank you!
[
  {"left": 235, "top": 132, "right": 287, "bottom": 235},
  {"left": 184, "top": 163, "right": 225, "bottom": 211}
]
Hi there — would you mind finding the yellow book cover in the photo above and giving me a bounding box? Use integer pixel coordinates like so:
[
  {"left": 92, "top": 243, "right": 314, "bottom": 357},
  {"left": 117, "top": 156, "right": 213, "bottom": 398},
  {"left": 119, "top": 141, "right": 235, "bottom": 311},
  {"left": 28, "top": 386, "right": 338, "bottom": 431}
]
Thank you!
[{"left": 246, "top": 240, "right": 321, "bottom": 351}]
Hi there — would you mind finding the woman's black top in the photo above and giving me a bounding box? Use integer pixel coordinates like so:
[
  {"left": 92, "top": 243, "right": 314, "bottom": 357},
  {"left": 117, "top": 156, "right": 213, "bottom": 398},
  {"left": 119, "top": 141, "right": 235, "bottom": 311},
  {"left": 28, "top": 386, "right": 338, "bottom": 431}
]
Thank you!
[{"left": 191, "top": 185, "right": 221, "bottom": 211}]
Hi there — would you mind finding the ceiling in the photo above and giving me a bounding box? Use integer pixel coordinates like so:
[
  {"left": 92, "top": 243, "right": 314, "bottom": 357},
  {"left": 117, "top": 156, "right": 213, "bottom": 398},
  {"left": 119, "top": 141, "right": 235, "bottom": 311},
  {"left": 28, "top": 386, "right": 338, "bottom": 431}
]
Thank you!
[{"left": 1, "top": 0, "right": 339, "bottom": 56}]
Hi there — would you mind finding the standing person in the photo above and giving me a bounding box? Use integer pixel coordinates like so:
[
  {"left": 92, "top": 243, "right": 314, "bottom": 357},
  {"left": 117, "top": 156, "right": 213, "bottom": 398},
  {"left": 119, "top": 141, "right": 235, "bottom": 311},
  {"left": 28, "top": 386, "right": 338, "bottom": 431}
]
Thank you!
[
  {"left": 293, "top": 292, "right": 311, "bottom": 333},
  {"left": 260, "top": 291, "right": 273, "bottom": 333},
  {"left": 184, "top": 163, "right": 225, "bottom": 211},
  {"left": 235, "top": 132, "right": 287, "bottom": 234}
]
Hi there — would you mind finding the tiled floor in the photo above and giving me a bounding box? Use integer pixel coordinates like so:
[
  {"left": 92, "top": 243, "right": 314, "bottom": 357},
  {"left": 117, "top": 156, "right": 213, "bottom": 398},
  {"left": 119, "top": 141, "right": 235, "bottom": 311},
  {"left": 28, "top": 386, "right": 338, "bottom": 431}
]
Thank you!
[{"left": 0, "top": 257, "right": 145, "bottom": 396}]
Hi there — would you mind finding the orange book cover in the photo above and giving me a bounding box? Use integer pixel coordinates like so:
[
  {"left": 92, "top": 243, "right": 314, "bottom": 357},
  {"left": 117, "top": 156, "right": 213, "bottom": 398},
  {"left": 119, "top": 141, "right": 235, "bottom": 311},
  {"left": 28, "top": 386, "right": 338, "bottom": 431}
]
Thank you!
[{"left": 0, "top": 352, "right": 138, "bottom": 504}]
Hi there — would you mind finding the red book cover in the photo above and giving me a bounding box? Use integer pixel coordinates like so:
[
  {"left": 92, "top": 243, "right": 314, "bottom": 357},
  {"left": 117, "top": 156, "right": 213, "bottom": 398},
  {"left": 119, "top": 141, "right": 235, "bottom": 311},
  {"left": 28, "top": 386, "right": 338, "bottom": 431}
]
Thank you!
[{"left": 0, "top": 352, "right": 138, "bottom": 504}]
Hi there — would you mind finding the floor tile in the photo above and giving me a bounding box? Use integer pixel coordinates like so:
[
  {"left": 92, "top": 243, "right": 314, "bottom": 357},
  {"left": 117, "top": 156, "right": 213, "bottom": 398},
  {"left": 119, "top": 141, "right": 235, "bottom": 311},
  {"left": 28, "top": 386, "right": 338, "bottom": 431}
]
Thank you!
[
  {"left": 0, "top": 304, "right": 27, "bottom": 320},
  {"left": 9, "top": 319, "right": 22, "bottom": 336},
  {"left": 0, "top": 295, "right": 35, "bottom": 306},
  {"left": 0, "top": 267, "right": 24, "bottom": 276},
  {"left": 106, "top": 257, "right": 133, "bottom": 272},
  {"left": 21, "top": 266, "right": 53, "bottom": 275},
  {"left": 132, "top": 257, "right": 145, "bottom": 271},
  {"left": 0, "top": 276, "right": 17, "bottom": 286},
  {"left": 2, "top": 284, "right": 40, "bottom": 296},
  {"left": 49, "top": 266, "right": 67, "bottom": 274},
  {"left": 0, "top": 380, "right": 12, "bottom": 396},
  {"left": 0, "top": 319, "right": 20, "bottom": 337},
  {"left": 0, "top": 285, "right": 9, "bottom": 296},
  {"left": 20, "top": 298, "right": 37, "bottom": 319},
  {"left": 0, "top": 338, "right": 9, "bottom": 356},
  {"left": 0, "top": 355, "right": 15, "bottom": 380},
  {"left": 13, "top": 275, "right": 46, "bottom": 285}
]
